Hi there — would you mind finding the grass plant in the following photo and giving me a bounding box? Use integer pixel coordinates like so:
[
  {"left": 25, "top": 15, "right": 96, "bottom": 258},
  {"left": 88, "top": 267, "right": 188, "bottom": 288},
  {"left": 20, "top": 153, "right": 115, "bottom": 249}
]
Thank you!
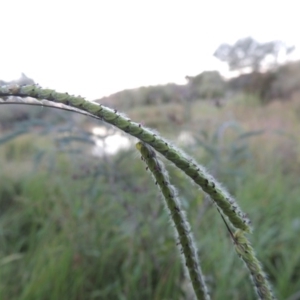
[{"left": 0, "top": 85, "right": 297, "bottom": 299}]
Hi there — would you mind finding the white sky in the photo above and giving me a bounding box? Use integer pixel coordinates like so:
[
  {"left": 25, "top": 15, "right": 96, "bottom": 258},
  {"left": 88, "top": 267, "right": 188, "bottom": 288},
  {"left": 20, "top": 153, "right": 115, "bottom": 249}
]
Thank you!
[{"left": 1, "top": 0, "right": 299, "bottom": 100}]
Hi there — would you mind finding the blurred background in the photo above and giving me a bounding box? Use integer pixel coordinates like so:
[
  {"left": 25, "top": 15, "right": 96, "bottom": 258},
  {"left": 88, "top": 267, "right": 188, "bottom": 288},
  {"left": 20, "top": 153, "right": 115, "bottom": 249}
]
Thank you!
[{"left": 0, "top": 1, "right": 300, "bottom": 299}]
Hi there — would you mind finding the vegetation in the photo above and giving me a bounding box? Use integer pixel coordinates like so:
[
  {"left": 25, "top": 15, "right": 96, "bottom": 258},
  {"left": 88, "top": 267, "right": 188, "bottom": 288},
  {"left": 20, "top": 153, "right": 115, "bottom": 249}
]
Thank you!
[
  {"left": 98, "top": 63, "right": 300, "bottom": 109},
  {"left": 0, "top": 81, "right": 299, "bottom": 299}
]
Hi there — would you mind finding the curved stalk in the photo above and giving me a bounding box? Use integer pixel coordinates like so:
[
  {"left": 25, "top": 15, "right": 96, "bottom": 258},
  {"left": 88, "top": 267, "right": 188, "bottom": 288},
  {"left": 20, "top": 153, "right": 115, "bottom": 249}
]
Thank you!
[
  {"left": 0, "top": 84, "right": 251, "bottom": 232},
  {"left": 136, "top": 141, "right": 210, "bottom": 300},
  {"left": 233, "top": 230, "right": 275, "bottom": 300}
]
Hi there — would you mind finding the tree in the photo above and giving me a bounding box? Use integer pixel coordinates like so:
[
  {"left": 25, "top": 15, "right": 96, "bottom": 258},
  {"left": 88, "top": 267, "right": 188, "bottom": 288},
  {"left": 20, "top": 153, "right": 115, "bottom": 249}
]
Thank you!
[
  {"left": 186, "top": 71, "right": 225, "bottom": 100},
  {"left": 214, "top": 36, "right": 293, "bottom": 72}
]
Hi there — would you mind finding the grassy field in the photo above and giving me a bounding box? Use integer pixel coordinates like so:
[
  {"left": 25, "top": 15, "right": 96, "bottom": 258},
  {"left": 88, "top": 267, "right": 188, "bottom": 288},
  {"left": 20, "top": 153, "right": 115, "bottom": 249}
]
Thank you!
[{"left": 0, "top": 94, "right": 300, "bottom": 299}]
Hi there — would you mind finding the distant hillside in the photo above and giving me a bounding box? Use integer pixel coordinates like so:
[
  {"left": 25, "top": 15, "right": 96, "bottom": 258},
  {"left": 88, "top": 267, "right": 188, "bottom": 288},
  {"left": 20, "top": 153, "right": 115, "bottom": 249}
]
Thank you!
[
  {"left": 96, "top": 71, "right": 227, "bottom": 110},
  {"left": 96, "top": 61, "right": 300, "bottom": 109}
]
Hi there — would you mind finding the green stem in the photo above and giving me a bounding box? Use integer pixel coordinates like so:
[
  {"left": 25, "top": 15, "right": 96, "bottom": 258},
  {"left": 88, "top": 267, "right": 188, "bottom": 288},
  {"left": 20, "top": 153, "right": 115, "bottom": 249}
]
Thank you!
[
  {"left": 136, "top": 141, "right": 210, "bottom": 300},
  {"left": 233, "top": 230, "right": 275, "bottom": 300},
  {"left": 0, "top": 84, "right": 250, "bottom": 232}
]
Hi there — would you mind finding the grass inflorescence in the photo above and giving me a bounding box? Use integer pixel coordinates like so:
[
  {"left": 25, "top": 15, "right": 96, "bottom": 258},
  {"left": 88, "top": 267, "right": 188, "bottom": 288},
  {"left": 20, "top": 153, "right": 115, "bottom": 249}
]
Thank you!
[
  {"left": 1, "top": 84, "right": 297, "bottom": 299},
  {"left": 136, "top": 141, "right": 210, "bottom": 300},
  {"left": 0, "top": 84, "right": 251, "bottom": 232}
]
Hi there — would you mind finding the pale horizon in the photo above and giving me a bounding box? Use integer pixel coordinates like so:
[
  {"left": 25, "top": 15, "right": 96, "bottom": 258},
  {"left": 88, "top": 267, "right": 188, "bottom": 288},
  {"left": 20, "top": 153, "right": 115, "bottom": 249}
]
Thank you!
[{"left": 1, "top": 0, "right": 299, "bottom": 100}]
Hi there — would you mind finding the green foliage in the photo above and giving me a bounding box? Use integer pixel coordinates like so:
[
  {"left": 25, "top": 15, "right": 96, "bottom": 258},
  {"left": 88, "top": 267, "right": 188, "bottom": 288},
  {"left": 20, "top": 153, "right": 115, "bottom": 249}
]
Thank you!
[
  {"left": 0, "top": 85, "right": 251, "bottom": 233},
  {"left": 191, "top": 121, "right": 264, "bottom": 192},
  {"left": 0, "top": 130, "right": 299, "bottom": 299},
  {"left": 0, "top": 147, "right": 185, "bottom": 300},
  {"left": 99, "top": 84, "right": 187, "bottom": 109},
  {"left": 186, "top": 71, "right": 226, "bottom": 100},
  {"left": 1, "top": 84, "right": 300, "bottom": 299}
]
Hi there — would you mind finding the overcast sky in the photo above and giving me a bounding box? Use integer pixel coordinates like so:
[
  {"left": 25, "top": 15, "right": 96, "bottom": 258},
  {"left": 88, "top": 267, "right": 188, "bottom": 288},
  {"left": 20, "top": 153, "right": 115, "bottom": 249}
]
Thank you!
[{"left": 1, "top": 0, "right": 299, "bottom": 100}]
